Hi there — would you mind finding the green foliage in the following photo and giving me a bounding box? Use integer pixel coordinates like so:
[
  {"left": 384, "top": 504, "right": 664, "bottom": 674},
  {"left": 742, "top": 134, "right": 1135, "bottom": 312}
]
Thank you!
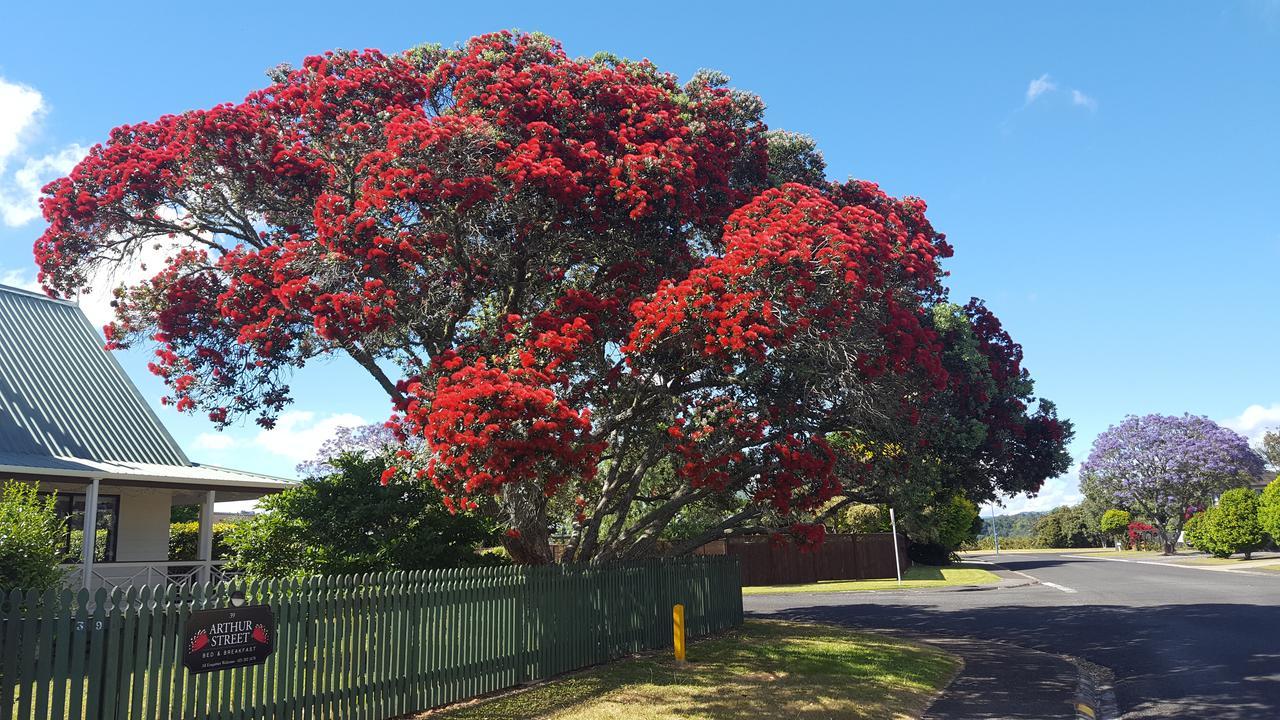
[
  {"left": 170, "top": 505, "right": 200, "bottom": 523},
  {"left": 963, "top": 535, "right": 1042, "bottom": 551},
  {"left": 1182, "top": 511, "right": 1207, "bottom": 550},
  {"left": 904, "top": 494, "right": 980, "bottom": 564},
  {"left": 764, "top": 130, "right": 827, "bottom": 187},
  {"left": 1033, "top": 505, "right": 1104, "bottom": 548},
  {"left": 1196, "top": 488, "right": 1263, "bottom": 559},
  {"left": 224, "top": 453, "right": 501, "bottom": 578},
  {"left": 1259, "top": 477, "right": 1280, "bottom": 542},
  {"left": 0, "top": 481, "right": 69, "bottom": 592},
  {"left": 979, "top": 510, "right": 1045, "bottom": 539},
  {"left": 1262, "top": 429, "right": 1280, "bottom": 470},
  {"left": 831, "top": 503, "right": 890, "bottom": 534},
  {"left": 168, "top": 521, "right": 234, "bottom": 561},
  {"left": 1099, "top": 509, "right": 1132, "bottom": 539},
  {"left": 935, "top": 495, "right": 980, "bottom": 550}
]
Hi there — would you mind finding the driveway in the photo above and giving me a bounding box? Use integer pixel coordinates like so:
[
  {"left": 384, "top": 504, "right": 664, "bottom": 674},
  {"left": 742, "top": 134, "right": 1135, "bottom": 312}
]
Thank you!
[{"left": 745, "top": 551, "right": 1280, "bottom": 719}]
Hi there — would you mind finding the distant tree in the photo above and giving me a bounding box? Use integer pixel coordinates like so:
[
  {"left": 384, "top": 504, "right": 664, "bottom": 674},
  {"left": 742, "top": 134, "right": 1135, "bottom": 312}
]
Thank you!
[
  {"left": 1197, "top": 488, "right": 1264, "bottom": 559},
  {"left": 1081, "top": 414, "right": 1265, "bottom": 554},
  {"left": 0, "top": 482, "right": 68, "bottom": 592},
  {"left": 1099, "top": 509, "right": 1131, "bottom": 543},
  {"left": 1262, "top": 429, "right": 1280, "bottom": 471},
  {"left": 1259, "top": 477, "right": 1280, "bottom": 542},
  {"left": 980, "top": 510, "right": 1047, "bottom": 539},
  {"left": 1033, "top": 505, "right": 1102, "bottom": 548},
  {"left": 170, "top": 505, "right": 200, "bottom": 523}
]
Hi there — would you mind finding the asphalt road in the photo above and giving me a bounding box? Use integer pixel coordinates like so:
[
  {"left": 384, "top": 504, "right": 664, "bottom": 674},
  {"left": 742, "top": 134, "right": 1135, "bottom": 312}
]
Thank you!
[{"left": 745, "top": 552, "right": 1280, "bottom": 719}]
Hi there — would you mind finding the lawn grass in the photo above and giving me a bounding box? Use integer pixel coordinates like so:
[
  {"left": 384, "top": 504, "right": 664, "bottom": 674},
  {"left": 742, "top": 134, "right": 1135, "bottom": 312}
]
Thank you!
[
  {"left": 429, "top": 620, "right": 959, "bottom": 720},
  {"left": 740, "top": 563, "right": 999, "bottom": 596}
]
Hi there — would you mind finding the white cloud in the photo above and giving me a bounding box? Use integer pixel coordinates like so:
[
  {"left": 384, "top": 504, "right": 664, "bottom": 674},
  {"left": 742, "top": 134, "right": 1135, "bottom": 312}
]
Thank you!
[
  {"left": 1222, "top": 403, "right": 1280, "bottom": 445},
  {"left": 0, "top": 75, "right": 86, "bottom": 227},
  {"left": 253, "top": 410, "right": 367, "bottom": 463},
  {"left": 0, "top": 269, "right": 42, "bottom": 293},
  {"left": 1071, "top": 89, "right": 1098, "bottom": 111},
  {"left": 997, "top": 463, "right": 1083, "bottom": 514},
  {"left": 1025, "top": 74, "right": 1057, "bottom": 105},
  {"left": 0, "top": 78, "right": 43, "bottom": 169},
  {"left": 1019, "top": 74, "right": 1096, "bottom": 113},
  {"left": 193, "top": 432, "right": 238, "bottom": 451},
  {"left": 0, "top": 143, "right": 87, "bottom": 226}
]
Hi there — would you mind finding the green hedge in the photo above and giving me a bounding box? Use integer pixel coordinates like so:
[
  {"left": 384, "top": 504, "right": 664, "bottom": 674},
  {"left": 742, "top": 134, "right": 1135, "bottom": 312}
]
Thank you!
[
  {"left": 963, "top": 536, "right": 1042, "bottom": 551},
  {"left": 167, "top": 521, "right": 234, "bottom": 561}
]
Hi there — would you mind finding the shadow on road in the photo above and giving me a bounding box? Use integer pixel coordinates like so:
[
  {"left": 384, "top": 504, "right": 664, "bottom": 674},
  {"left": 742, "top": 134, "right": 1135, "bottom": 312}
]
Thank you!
[{"left": 751, "top": 600, "right": 1280, "bottom": 719}]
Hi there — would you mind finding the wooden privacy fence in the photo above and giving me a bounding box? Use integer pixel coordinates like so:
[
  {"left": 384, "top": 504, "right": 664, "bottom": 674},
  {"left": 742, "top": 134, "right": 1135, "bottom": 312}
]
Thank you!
[
  {"left": 0, "top": 556, "right": 742, "bottom": 720},
  {"left": 696, "top": 532, "right": 909, "bottom": 586}
]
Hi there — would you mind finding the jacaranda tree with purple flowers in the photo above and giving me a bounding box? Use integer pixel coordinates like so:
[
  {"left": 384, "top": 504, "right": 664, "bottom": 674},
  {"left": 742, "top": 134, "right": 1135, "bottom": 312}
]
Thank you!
[{"left": 1080, "top": 414, "right": 1265, "bottom": 554}]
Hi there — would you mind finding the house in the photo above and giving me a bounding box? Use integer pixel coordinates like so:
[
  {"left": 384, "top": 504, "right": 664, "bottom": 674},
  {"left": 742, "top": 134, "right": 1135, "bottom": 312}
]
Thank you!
[
  {"left": 0, "top": 283, "right": 293, "bottom": 589},
  {"left": 1250, "top": 471, "right": 1278, "bottom": 493}
]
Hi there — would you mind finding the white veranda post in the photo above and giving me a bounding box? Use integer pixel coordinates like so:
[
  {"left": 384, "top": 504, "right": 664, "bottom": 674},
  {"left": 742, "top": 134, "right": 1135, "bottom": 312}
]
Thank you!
[
  {"left": 80, "top": 477, "right": 101, "bottom": 589},
  {"left": 197, "top": 490, "right": 216, "bottom": 584}
]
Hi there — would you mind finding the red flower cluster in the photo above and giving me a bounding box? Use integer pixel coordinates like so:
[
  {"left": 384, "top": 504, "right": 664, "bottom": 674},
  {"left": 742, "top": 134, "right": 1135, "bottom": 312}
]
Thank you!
[
  {"left": 392, "top": 348, "right": 603, "bottom": 507},
  {"left": 626, "top": 184, "right": 947, "bottom": 388},
  {"left": 29, "top": 31, "right": 1071, "bottom": 560},
  {"left": 788, "top": 523, "right": 827, "bottom": 552}
]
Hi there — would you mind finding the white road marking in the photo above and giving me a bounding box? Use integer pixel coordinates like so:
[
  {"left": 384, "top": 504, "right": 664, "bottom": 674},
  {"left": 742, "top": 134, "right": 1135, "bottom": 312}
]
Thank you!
[
  {"left": 1004, "top": 568, "right": 1078, "bottom": 593},
  {"left": 1040, "top": 581, "right": 1078, "bottom": 594},
  {"left": 1061, "top": 554, "right": 1274, "bottom": 577}
]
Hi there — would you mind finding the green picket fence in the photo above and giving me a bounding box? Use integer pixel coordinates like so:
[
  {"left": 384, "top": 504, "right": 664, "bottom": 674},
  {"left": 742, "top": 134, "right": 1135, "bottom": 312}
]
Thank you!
[{"left": 0, "top": 556, "right": 742, "bottom": 720}]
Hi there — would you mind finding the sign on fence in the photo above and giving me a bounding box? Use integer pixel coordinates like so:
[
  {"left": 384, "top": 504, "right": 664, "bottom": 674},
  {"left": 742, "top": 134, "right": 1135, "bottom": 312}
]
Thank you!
[
  {"left": 1, "top": 557, "right": 742, "bottom": 720},
  {"left": 182, "top": 604, "right": 275, "bottom": 674}
]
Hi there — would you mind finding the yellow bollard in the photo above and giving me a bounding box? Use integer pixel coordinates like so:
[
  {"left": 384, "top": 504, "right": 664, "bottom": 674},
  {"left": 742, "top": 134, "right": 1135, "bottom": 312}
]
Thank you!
[{"left": 673, "top": 603, "right": 686, "bottom": 662}]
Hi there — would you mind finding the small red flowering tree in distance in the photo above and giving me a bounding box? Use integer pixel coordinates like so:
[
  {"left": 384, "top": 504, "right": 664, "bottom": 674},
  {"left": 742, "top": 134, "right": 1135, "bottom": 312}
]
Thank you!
[{"left": 35, "top": 32, "right": 1071, "bottom": 563}]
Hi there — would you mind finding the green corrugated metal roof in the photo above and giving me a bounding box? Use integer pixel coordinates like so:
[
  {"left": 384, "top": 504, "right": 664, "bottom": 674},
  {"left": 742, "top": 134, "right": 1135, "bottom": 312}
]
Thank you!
[{"left": 0, "top": 283, "right": 190, "bottom": 466}]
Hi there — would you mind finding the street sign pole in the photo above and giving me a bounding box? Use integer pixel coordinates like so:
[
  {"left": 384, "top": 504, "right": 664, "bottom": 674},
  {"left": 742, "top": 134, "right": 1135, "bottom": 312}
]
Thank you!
[{"left": 889, "top": 508, "right": 903, "bottom": 587}]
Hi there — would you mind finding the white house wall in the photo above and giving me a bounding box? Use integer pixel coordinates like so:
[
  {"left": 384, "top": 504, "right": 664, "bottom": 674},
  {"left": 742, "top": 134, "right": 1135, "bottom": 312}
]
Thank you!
[{"left": 114, "top": 487, "right": 174, "bottom": 562}]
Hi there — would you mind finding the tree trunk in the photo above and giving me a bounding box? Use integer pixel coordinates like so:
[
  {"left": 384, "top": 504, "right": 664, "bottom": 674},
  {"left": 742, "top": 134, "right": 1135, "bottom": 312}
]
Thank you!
[{"left": 499, "top": 482, "right": 555, "bottom": 564}]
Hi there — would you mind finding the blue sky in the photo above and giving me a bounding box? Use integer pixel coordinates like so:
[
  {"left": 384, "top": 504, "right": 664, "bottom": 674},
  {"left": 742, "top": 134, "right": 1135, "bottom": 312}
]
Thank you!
[{"left": 1, "top": 2, "right": 1277, "bottom": 513}]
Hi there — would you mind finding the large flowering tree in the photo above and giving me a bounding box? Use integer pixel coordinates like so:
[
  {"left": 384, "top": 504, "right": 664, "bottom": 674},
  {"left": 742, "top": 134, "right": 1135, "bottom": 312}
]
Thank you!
[
  {"left": 1080, "top": 414, "right": 1265, "bottom": 554},
  {"left": 34, "top": 32, "right": 1070, "bottom": 563}
]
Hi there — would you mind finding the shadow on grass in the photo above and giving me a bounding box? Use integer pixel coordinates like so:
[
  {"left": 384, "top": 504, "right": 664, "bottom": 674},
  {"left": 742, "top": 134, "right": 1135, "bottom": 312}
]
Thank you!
[{"left": 432, "top": 621, "right": 957, "bottom": 720}]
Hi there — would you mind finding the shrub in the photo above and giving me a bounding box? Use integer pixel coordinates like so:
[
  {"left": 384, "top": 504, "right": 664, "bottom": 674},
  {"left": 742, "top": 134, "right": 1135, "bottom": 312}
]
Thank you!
[
  {"left": 1182, "top": 511, "right": 1208, "bottom": 550},
  {"left": 1259, "top": 477, "right": 1280, "bottom": 543},
  {"left": 0, "top": 481, "right": 69, "bottom": 592},
  {"left": 907, "top": 541, "right": 953, "bottom": 566},
  {"left": 168, "top": 521, "right": 234, "bottom": 561},
  {"left": 1127, "top": 521, "right": 1158, "bottom": 550},
  {"left": 1099, "top": 509, "right": 1131, "bottom": 541},
  {"left": 1196, "top": 488, "right": 1263, "bottom": 559},
  {"left": 224, "top": 452, "right": 501, "bottom": 578}
]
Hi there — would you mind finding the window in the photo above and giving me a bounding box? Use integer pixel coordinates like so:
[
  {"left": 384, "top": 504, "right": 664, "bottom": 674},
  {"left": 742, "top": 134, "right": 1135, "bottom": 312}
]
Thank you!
[{"left": 42, "top": 492, "right": 120, "bottom": 563}]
